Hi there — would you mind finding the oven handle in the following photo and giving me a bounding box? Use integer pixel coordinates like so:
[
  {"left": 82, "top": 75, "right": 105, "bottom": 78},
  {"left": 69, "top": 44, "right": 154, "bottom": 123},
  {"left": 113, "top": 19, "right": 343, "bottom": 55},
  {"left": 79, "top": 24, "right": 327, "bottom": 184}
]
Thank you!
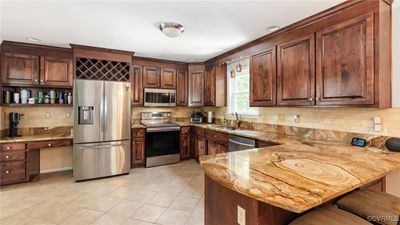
[{"left": 146, "top": 126, "right": 180, "bottom": 133}]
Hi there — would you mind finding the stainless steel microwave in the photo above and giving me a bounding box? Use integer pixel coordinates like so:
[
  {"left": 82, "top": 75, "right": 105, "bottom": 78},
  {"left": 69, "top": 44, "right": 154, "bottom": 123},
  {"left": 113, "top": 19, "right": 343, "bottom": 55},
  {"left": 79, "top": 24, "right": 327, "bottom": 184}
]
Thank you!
[{"left": 144, "top": 88, "right": 176, "bottom": 107}]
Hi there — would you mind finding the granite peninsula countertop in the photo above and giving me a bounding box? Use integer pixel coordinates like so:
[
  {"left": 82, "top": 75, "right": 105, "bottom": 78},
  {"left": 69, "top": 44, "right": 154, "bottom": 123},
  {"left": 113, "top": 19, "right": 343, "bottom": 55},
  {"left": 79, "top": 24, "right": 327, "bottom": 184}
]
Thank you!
[{"left": 199, "top": 142, "right": 400, "bottom": 213}]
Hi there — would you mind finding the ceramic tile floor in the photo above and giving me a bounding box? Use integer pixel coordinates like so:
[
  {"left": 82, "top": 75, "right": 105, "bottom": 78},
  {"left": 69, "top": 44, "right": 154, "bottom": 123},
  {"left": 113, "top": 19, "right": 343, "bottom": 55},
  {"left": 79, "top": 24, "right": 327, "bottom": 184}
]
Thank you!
[{"left": 0, "top": 160, "right": 205, "bottom": 225}]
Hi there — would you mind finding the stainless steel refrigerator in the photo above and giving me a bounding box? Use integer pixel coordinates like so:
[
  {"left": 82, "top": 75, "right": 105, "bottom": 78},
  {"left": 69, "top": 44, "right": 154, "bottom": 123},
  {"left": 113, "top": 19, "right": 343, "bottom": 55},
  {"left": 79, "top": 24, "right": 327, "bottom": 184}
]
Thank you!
[{"left": 73, "top": 79, "right": 131, "bottom": 181}]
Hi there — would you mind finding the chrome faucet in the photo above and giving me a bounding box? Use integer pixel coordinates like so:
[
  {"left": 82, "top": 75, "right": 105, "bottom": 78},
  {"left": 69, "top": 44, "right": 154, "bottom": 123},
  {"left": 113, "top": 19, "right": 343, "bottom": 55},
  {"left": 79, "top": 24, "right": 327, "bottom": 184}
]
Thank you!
[{"left": 235, "top": 112, "right": 240, "bottom": 129}]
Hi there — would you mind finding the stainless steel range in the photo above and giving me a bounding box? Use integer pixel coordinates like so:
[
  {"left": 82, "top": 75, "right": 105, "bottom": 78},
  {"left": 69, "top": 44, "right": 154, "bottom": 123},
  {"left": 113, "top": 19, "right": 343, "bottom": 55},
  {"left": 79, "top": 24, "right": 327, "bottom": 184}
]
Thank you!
[{"left": 141, "top": 112, "right": 180, "bottom": 167}]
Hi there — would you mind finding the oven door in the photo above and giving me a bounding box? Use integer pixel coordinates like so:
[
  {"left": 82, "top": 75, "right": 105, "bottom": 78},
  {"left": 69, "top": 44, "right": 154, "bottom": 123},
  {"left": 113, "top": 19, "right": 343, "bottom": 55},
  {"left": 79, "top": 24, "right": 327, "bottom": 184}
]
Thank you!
[
  {"left": 145, "top": 127, "right": 180, "bottom": 167},
  {"left": 144, "top": 88, "right": 176, "bottom": 107}
]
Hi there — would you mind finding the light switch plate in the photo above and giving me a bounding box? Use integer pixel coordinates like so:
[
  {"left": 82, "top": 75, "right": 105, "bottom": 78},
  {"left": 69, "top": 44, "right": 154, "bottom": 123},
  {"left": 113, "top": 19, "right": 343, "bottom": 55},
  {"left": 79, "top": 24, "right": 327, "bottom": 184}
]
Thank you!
[{"left": 237, "top": 205, "right": 246, "bottom": 225}]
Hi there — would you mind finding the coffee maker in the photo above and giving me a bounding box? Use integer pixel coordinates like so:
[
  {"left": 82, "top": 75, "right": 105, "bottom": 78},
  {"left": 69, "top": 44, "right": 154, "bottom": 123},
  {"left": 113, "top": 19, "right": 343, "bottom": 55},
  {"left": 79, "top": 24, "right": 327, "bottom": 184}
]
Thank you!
[{"left": 8, "top": 112, "right": 22, "bottom": 137}]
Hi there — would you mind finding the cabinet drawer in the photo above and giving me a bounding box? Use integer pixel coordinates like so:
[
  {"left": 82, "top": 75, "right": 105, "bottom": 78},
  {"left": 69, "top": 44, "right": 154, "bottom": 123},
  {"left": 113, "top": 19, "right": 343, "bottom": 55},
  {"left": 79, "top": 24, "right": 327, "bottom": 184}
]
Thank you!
[
  {"left": 27, "top": 139, "right": 72, "bottom": 149},
  {"left": 132, "top": 128, "right": 145, "bottom": 138},
  {"left": 180, "top": 126, "right": 191, "bottom": 135},
  {"left": 0, "top": 150, "right": 26, "bottom": 162},
  {"left": 1, "top": 161, "right": 26, "bottom": 183},
  {"left": 193, "top": 127, "right": 205, "bottom": 136},
  {"left": 1, "top": 143, "right": 26, "bottom": 151},
  {"left": 206, "top": 130, "right": 229, "bottom": 145}
]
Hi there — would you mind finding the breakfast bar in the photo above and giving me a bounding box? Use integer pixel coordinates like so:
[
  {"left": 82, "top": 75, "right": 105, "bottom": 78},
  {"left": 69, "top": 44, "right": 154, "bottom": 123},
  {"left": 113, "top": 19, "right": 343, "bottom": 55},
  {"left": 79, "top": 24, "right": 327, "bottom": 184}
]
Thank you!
[{"left": 200, "top": 142, "right": 400, "bottom": 225}]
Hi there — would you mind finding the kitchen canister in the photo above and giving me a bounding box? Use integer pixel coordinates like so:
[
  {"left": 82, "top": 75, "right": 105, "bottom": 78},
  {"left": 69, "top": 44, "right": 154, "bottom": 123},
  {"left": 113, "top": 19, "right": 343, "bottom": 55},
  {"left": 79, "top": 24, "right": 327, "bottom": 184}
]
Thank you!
[
  {"left": 207, "top": 111, "right": 213, "bottom": 124},
  {"left": 49, "top": 90, "right": 56, "bottom": 104},
  {"left": 20, "top": 88, "right": 29, "bottom": 104},
  {"left": 13, "top": 92, "right": 20, "bottom": 104}
]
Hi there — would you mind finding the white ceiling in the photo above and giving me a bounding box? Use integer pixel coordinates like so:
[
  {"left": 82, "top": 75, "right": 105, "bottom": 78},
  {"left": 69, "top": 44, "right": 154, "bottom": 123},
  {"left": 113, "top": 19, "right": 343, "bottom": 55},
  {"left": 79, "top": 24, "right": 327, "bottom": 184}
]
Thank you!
[{"left": 1, "top": 0, "right": 343, "bottom": 62}]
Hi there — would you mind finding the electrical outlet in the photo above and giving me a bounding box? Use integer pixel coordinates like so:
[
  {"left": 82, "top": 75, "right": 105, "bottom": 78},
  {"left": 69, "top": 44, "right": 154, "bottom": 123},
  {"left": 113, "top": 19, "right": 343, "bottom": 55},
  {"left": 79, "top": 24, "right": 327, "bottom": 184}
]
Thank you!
[
  {"left": 45, "top": 112, "right": 51, "bottom": 119},
  {"left": 66, "top": 112, "right": 71, "bottom": 118},
  {"left": 237, "top": 205, "right": 246, "bottom": 225}
]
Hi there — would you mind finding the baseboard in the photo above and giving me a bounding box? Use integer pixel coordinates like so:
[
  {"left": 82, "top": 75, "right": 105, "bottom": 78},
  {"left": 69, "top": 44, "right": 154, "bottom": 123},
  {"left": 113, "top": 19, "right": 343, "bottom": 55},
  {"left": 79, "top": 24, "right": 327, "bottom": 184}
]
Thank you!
[{"left": 40, "top": 166, "right": 72, "bottom": 174}]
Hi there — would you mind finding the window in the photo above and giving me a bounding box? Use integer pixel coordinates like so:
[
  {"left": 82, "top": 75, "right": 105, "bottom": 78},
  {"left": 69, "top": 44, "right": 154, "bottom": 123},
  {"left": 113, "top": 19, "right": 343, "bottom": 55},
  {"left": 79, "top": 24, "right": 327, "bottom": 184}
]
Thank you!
[{"left": 227, "top": 58, "right": 259, "bottom": 116}]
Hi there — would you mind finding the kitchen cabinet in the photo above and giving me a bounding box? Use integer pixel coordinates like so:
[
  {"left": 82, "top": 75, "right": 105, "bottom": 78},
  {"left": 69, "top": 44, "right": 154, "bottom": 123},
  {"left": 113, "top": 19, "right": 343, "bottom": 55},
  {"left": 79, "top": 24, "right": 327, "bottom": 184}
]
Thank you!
[
  {"left": 192, "top": 127, "right": 207, "bottom": 158},
  {"left": 180, "top": 127, "right": 191, "bottom": 160},
  {"left": 131, "top": 128, "right": 145, "bottom": 167},
  {"left": 176, "top": 70, "right": 188, "bottom": 106},
  {"left": 132, "top": 65, "right": 143, "bottom": 106},
  {"left": 40, "top": 56, "right": 73, "bottom": 87},
  {"left": 206, "top": 129, "right": 229, "bottom": 155},
  {"left": 316, "top": 13, "right": 374, "bottom": 106},
  {"left": 188, "top": 69, "right": 205, "bottom": 107},
  {"left": 250, "top": 47, "right": 276, "bottom": 106},
  {"left": 1, "top": 42, "right": 73, "bottom": 88},
  {"left": 160, "top": 68, "right": 176, "bottom": 88},
  {"left": 2, "top": 53, "right": 39, "bottom": 86},
  {"left": 277, "top": 34, "right": 315, "bottom": 106},
  {"left": 204, "top": 65, "right": 227, "bottom": 107},
  {"left": 143, "top": 66, "right": 160, "bottom": 88}
]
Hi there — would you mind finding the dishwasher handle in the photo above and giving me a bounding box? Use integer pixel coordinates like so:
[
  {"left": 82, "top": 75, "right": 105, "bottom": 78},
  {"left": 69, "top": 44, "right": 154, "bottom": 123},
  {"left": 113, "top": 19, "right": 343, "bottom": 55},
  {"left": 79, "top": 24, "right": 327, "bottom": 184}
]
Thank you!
[{"left": 228, "top": 139, "right": 255, "bottom": 147}]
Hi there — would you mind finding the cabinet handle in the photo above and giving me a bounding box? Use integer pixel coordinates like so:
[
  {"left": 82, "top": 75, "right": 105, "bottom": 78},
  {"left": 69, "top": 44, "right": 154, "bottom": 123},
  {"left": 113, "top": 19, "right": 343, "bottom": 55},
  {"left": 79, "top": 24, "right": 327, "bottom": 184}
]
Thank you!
[
  {"left": 5, "top": 170, "right": 10, "bottom": 174},
  {"left": 6, "top": 146, "right": 10, "bottom": 150},
  {"left": 40, "top": 80, "right": 44, "bottom": 82},
  {"left": 316, "top": 97, "right": 320, "bottom": 101},
  {"left": 48, "top": 143, "right": 52, "bottom": 147},
  {"left": 5, "top": 155, "right": 10, "bottom": 159}
]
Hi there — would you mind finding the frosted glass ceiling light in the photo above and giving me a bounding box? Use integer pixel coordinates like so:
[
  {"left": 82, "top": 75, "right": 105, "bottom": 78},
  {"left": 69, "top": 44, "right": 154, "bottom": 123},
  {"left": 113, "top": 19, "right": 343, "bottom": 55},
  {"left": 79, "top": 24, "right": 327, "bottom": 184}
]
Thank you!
[{"left": 159, "top": 22, "right": 185, "bottom": 38}]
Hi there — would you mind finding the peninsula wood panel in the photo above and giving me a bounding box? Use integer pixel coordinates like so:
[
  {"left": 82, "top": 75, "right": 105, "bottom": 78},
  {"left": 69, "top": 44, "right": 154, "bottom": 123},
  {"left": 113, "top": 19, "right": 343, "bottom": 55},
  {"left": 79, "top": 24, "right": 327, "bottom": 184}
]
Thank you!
[
  {"left": 132, "top": 65, "right": 143, "bottom": 106},
  {"left": 40, "top": 56, "right": 73, "bottom": 87},
  {"left": 2, "top": 53, "right": 39, "bottom": 86},
  {"left": 160, "top": 68, "right": 176, "bottom": 88},
  {"left": 316, "top": 13, "right": 374, "bottom": 106},
  {"left": 250, "top": 47, "right": 276, "bottom": 106},
  {"left": 277, "top": 34, "right": 315, "bottom": 106},
  {"left": 176, "top": 70, "right": 188, "bottom": 106},
  {"left": 143, "top": 66, "right": 160, "bottom": 88}
]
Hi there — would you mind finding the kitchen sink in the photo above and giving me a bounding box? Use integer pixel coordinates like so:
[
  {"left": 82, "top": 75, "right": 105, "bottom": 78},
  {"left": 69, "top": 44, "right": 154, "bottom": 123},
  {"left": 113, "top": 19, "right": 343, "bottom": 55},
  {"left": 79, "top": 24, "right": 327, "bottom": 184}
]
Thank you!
[{"left": 210, "top": 125, "right": 237, "bottom": 131}]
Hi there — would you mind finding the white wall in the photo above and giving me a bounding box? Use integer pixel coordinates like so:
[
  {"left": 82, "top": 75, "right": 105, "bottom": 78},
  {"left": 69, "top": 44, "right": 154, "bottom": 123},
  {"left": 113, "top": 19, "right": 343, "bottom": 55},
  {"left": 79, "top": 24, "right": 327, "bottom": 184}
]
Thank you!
[{"left": 393, "top": 1, "right": 400, "bottom": 107}]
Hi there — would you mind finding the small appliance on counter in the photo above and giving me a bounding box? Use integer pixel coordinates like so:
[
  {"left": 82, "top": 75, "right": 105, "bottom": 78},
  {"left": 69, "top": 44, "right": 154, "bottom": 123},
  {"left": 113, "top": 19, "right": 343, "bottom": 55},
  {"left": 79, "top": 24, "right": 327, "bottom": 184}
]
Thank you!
[
  {"left": 8, "top": 112, "right": 23, "bottom": 137},
  {"left": 190, "top": 112, "right": 205, "bottom": 124}
]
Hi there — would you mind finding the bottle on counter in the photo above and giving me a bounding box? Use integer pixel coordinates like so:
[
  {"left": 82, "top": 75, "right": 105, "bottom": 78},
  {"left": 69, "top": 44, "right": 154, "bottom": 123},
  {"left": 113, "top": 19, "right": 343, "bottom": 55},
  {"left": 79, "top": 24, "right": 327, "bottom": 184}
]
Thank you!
[
  {"left": 44, "top": 94, "right": 50, "bottom": 104},
  {"left": 4, "top": 90, "right": 11, "bottom": 104},
  {"left": 13, "top": 92, "right": 20, "bottom": 104},
  {"left": 67, "top": 92, "right": 72, "bottom": 104}
]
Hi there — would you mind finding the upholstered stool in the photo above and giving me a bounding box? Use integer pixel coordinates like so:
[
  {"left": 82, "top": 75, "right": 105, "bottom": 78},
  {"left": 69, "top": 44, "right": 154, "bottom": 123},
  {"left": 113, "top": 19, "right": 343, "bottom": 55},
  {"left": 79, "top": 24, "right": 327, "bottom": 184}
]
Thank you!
[
  {"left": 289, "top": 206, "right": 372, "bottom": 225},
  {"left": 337, "top": 189, "right": 400, "bottom": 225}
]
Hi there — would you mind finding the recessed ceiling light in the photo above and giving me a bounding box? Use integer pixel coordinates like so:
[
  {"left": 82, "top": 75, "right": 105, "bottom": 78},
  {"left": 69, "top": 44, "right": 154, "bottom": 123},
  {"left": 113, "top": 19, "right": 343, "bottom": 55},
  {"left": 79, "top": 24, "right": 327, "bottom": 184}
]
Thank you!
[
  {"left": 26, "top": 37, "right": 41, "bottom": 42},
  {"left": 266, "top": 26, "right": 280, "bottom": 32},
  {"left": 159, "top": 22, "right": 184, "bottom": 38}
]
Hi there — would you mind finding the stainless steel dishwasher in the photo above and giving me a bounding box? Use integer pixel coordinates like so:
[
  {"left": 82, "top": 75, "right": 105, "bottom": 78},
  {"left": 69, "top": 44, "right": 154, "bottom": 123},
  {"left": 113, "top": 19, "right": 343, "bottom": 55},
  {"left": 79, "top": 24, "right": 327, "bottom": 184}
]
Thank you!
[{"left": 228, "top": 135, "right": 256, "bottom": 152}]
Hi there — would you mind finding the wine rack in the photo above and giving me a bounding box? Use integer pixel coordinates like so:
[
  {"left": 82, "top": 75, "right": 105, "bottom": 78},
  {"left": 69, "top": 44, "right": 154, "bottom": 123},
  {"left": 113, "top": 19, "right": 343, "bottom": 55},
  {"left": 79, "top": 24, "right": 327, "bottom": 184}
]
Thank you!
[{"left": 75, "top": 57, "right": 130, "bottom": 81}]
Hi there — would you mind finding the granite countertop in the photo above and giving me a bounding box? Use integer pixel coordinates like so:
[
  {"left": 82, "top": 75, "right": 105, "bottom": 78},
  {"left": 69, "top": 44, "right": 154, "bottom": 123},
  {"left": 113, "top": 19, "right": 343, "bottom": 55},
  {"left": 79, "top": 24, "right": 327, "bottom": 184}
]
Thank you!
[
  {"left": 200, "top": 141, "right": 400, "bottom": 213},
  {"left": 0, "top": 134, "right": 73, "bottom": 143}
]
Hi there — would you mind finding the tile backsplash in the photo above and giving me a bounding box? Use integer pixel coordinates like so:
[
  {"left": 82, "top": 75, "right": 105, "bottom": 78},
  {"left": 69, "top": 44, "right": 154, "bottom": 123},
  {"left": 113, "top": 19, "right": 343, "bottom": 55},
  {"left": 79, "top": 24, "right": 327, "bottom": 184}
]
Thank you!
[
  {"left": 205, "top": 107, "right": 400, "bottom": 138},
  {"left": 2, "top": 106, "right": 400, "bottom": 138}
]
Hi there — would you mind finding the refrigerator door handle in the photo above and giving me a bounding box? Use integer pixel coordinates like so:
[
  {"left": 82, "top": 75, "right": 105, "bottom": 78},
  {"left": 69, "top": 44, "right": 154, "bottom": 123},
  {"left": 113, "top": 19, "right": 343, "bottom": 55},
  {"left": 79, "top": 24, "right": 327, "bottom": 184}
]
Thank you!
[
  {"left": 104, "top": 87, "right": 107, "bottom": 139},
  {"left": 100, "top": 88, "right": 104, "bottom": 140}
]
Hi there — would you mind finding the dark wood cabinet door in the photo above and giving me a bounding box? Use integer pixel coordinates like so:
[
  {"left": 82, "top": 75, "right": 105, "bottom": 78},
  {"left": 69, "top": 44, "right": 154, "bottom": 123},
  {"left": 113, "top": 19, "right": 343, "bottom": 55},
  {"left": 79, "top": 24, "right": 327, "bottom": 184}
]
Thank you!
[
  {"left": 277, "top": 34, "right": 315, "bottom": 106},
  {"left": 204, "top": 66, "right": 216, "bottom": 106},
  {"left": 143, "top": 66, "right": 160, "bottom": 88},
  {"left": 196, "top": 136, "right": 207, "bottom": 158},
  {"left": 40, "top": 56, "right": 73, "bottom": 87},
  {"left": 207, "top": 142, "right": 218, "bottom": 155},
  {"left": 132, "top": 138, "right": 145, "bottom": 166},
  {"left": 132, "top": 65, "right": 143, "bottom": 106},
  {"left": 160, "top": 68, "right": 176, "bottom": 88},
  {"left": 180, "top": 135, "right": 191, "bottom": 159},
  {"left": 316, "top": 13, "right": 374, "bottom": 106},
  {"left": 250, "top": 48, "right": 277, "bottom": 106},
  {"left": 188, "top": 70, "right": 204, "bottom": 106},
  {"left": 176, "top": 70, "right": 188, "bottom": 106},
  {"left": 2, "top": 53, "right": 39, "bottom": 86}
]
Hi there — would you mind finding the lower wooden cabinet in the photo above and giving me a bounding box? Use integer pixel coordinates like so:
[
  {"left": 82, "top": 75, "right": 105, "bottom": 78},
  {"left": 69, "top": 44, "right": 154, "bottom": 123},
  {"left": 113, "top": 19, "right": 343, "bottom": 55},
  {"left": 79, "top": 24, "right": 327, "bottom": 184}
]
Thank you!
[
  {"left": 131, "top": 138, "right": 145, "bottom": 167},
  {"left": 195, "top": 136, "right": 207, "bottom": 158},
  {"left": 0, "top": 161, "right": 26, "bottom": 184},
  {"left": 207, "top": 141, "right": 228, "bottom": 155},
  {"left": 180, "top": 127, "right": 191, "bottom": 160}
]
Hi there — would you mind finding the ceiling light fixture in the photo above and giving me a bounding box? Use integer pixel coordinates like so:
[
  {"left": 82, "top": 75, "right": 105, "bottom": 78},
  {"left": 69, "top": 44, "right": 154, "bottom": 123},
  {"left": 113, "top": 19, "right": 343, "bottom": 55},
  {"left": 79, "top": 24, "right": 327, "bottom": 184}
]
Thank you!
[
  {"left": 26, "top": 37, "right": 41, "bottom": 42},
  {"left": 159, "top": 22, "right": 185, "bottom": 38},
  {"left": 266, "top": 25, "right": 280, "bottom": 32}
]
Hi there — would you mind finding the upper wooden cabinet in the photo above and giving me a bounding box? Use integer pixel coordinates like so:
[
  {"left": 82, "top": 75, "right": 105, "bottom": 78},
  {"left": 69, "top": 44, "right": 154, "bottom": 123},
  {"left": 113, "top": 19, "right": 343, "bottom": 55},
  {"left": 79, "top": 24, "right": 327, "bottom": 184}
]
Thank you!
[
  {"left": 176, "top": 70, "right": 188, "bottom": 106},
  {"left": 204, "top": 65, "right": 226, "bottom": 107},
  {"left": 277, "top": 34, "right": 315, "bottom": 106},
  {"left": 188, "top": 66, "right": 205, "bottom": 107},
  {"left": 143, "top": 66, "right": 160, "bottom": 88},
  {"left": 160, "top": 68, "right": 176, "bottom": 88},
  {"left": 40, "top": 56, "right": 73, "bottom": 86},
  {"left": 2, "top": 53, "right": 39, "bottom": 86},
  {"left": 316, "top": 13, "right": 374, "bottom": 106},
  {"left": 1, "top": 42, "right": 73, "bottom": 88},
  {"left": 250, "top": 47, "right": 276, "bottom": 107},
  {"left": 132, "top": 65, "right": 143, "bottom": 106}
]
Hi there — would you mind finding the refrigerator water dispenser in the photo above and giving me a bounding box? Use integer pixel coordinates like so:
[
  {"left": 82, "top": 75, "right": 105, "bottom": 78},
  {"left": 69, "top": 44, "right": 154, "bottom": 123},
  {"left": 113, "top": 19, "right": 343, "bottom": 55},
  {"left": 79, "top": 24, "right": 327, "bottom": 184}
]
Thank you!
[{"left": 78, "top": 106, "right": 94, "bottom": 124}]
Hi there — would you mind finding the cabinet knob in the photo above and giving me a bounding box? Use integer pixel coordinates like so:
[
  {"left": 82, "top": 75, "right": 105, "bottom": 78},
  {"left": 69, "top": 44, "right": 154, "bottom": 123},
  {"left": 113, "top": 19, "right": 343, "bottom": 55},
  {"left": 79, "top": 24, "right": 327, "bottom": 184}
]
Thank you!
[
  {"left": 5, "top": 155, "right": 10, "bottom": 159},
  {"left": 35, "top": 79, "right": 38, "bottom": 82},
  {"left": 48, "top": 143, "right": 52, "bottom": 147},
  {"left": 6, "top": 146, "right": 10, "bottom": 150},
  {"left": 40, "top": 80, "right": 43, "bottom": 82},
  {"left": 309, "top": 98, "right": 314, "bottom": 101},
  {"left": 213, "top": 135, "right": 217, "bottom": 138},
  {"left": 5, "top": 170, "right": 10, "bottom": 174},
  {"left": 316, "top": 97, "right": 320, "bottom": 101}
]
